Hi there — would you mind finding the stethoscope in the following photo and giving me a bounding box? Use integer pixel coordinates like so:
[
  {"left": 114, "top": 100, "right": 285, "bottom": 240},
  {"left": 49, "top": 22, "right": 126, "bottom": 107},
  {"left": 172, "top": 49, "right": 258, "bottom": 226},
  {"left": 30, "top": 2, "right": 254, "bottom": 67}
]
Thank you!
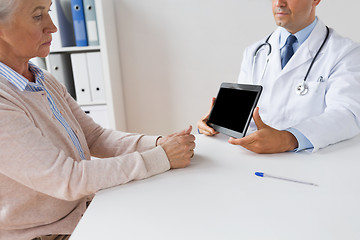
[{"left": 251, "top": 26, "right": 330, "bottom": 96}]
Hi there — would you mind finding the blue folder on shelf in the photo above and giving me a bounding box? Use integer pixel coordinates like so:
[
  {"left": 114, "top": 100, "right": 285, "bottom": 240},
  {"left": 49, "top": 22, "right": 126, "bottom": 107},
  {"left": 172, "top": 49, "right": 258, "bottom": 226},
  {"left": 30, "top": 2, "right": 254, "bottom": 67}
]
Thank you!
[
  {"left": 55, "top": 0, "right": 76, "bottom": 47},
  {"left": 71, "top": 0, "right": 88, "bottom": 46},
  {"left": 83, "top": 0, "right": 100, "bottom": 46}
]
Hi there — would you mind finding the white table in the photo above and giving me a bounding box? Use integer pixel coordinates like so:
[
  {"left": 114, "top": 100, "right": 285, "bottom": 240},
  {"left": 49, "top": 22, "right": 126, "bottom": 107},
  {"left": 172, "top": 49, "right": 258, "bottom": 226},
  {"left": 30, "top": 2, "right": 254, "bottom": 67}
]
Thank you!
[{"left": 70, "top": 134, "right": 360, "bottom": 240}]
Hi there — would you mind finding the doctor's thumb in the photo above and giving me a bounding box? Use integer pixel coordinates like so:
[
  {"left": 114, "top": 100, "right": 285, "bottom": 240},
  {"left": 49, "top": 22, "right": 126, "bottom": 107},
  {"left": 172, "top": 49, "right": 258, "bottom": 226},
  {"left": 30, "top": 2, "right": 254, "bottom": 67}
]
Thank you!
[{"left": 253, "top": 107, "right": 267, "bottom": 129}]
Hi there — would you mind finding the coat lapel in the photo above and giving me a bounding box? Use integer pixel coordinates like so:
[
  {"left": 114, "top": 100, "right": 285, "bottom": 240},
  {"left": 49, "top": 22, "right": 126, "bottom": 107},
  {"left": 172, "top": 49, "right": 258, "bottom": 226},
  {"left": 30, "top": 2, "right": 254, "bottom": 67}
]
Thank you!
[
  {"left": 277, "top": 20, "right": 328, "bottom": 79},
  {"left": 266, "top": 28, "right": 282, "bottom": 77}
]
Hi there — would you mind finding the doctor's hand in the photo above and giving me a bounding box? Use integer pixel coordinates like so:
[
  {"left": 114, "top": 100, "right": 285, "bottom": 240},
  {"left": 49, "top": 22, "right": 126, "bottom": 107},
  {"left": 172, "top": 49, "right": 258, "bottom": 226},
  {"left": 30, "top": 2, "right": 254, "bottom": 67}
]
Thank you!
[
  {"left": 228, "top": 107, "right": 298, "bottom": 154},
  {"left": 197, "top": 97, "right": 219, "bottom": 136},
  {"left": 157, "top": 125, "right": 196, "bottom": 168}
]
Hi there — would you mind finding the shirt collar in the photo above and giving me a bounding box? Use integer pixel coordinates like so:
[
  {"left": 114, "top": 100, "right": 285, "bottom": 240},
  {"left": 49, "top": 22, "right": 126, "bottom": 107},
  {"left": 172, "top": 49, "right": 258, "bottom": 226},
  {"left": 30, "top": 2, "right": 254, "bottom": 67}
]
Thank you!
[
  {"left": 0, "top": 61, "right": 45, "bottom": 91},
  {"left": 279, "top": 17, "right": 318, "bottom": 49}
]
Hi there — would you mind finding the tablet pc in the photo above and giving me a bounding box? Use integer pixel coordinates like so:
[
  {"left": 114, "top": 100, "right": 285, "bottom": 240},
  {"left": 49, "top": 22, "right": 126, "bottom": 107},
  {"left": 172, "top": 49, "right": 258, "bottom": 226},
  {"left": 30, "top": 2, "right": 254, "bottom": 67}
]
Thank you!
[{"left": 207, "top": 83, "right": 262, "bottom": 138}]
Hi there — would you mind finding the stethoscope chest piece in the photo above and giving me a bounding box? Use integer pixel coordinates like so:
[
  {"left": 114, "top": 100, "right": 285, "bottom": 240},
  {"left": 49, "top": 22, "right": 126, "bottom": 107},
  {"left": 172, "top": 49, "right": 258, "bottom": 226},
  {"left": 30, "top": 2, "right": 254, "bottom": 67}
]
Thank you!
[{"left": 296, "top": 82, "right": 309, "bottom": 96}]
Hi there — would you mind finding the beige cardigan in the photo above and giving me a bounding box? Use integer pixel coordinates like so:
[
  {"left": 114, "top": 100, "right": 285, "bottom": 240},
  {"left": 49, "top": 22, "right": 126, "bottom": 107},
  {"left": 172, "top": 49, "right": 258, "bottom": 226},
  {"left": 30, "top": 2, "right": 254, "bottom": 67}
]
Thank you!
[{"left": 0, "top": 71, "right": 170, "bottom": 240}]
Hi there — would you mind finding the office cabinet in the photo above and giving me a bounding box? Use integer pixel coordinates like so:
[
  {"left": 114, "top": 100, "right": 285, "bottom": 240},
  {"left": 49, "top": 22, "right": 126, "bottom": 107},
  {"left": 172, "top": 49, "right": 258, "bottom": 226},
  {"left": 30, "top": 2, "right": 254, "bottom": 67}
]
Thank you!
[{"left": 34, "top": 0, "right": 126, "bottom": 130}]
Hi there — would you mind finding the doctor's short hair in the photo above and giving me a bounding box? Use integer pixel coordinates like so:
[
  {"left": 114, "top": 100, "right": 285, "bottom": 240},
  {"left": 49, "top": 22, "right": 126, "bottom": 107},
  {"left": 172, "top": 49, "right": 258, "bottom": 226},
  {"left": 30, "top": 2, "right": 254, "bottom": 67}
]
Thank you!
[{"left": 0, "top": 0, "right": 18, "bottom": 22}]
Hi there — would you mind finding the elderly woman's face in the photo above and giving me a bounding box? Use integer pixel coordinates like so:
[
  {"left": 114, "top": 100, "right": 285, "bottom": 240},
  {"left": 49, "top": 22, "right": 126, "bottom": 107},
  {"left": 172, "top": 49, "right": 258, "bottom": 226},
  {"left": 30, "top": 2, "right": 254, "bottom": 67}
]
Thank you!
[{"left": 0, "top": 0, "right": 57, "bottom": 60}]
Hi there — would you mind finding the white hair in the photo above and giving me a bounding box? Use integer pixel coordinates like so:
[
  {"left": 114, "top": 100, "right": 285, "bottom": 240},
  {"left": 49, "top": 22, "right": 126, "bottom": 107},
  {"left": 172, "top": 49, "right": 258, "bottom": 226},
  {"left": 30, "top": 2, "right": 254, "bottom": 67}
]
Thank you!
[{"left": 0, "top": 0, "right": 18, "bottom": 22}]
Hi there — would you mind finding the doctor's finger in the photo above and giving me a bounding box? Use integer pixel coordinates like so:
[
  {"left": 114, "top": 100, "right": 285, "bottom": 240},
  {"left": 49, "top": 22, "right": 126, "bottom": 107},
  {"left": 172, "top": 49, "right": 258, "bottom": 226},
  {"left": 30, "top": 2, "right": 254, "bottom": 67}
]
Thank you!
[
  {"left": 200, "top": 128, "right": 217, "bottom": 136},
  {"left": 199, "top": 98, "right": 216, "bottom": 125},
  {"left": 209, "top": 97, "right": 216, "bottom": 111},
  {"left": 205, "top": 97, "right": 216, "bottom": 117},
  {"left": 229, "top": 135, "right": 264, "bottom": 153},
  {"left": 228, "top": 136, "right": 253, "bottom": 146},
  {"left": 252, "top": 107, "right": 267, "bottom": 129},
  {"left": 197, "top": 120, "right": 217, "bottom": 135},
  {"left": 198, "top": 125, "right": 218, "bottom": 136}
]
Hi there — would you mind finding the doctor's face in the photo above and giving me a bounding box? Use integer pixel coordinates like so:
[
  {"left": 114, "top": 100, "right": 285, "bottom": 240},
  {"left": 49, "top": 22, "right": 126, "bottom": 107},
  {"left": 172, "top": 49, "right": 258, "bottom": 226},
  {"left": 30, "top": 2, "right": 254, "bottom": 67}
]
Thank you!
[{"left": 272, "top": 0, "right": 321, "bottom": 34}]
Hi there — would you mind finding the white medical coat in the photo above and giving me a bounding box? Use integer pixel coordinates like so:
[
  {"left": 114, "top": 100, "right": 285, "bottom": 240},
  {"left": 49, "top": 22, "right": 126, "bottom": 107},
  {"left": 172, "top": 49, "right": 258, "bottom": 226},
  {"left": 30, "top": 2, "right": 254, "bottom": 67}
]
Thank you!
[{"left": 238, "top": 19, "right": 360, "bottom": 151}]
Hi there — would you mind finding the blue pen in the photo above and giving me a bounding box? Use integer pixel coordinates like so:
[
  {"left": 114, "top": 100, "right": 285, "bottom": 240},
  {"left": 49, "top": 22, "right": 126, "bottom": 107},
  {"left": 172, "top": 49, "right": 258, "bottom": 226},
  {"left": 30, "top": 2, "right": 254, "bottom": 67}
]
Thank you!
[{"left": 255, "top": 172, "right": 318, "bottom": 187}]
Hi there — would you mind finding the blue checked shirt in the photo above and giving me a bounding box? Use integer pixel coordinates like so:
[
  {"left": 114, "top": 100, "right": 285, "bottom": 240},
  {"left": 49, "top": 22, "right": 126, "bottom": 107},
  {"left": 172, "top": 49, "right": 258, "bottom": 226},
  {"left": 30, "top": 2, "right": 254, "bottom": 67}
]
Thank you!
[{"left": 0, "top": 61, "right": 86, "bottom": 160}]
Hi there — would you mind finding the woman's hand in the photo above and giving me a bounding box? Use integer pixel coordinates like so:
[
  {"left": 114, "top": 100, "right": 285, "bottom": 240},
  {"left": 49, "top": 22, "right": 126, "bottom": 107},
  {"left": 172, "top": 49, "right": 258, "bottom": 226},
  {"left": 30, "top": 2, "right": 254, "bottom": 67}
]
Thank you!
[{"left": 157, "top": 126, "right": 196, "bottom": 168}]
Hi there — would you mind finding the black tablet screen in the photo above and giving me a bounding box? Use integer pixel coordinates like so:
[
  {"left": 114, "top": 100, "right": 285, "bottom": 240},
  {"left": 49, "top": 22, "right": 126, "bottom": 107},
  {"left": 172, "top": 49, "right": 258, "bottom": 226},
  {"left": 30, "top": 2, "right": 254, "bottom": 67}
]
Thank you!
[{"left": 208, "top": 88, "right": 257, "bottom": 133}]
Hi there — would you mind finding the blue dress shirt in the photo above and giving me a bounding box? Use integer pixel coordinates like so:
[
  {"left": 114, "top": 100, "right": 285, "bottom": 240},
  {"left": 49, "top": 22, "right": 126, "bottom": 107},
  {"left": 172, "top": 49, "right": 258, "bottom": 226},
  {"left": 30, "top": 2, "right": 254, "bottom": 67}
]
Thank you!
[{"left": 280, "top": 18, "right": 318, "bottom": 57}]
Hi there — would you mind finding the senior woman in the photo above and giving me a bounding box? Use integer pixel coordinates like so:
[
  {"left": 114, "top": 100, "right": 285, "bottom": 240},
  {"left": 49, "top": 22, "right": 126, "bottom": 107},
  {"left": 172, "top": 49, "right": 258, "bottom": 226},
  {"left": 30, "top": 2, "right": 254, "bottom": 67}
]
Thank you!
[{"left": 0, "top": 0, "right": 196, "bottom": 239}]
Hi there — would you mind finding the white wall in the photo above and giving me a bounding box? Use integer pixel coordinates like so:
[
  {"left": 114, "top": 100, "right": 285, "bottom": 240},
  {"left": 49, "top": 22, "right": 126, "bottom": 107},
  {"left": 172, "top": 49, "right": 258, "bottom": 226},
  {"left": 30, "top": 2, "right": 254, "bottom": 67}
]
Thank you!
[{"left": 114, "top": 0, "right": 360, "bottom": 135}]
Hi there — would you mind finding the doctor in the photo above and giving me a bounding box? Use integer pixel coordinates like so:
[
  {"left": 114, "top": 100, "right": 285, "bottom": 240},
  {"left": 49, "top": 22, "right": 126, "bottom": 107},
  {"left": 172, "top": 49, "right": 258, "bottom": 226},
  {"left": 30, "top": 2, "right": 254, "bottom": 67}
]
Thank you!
[{"left": 198, "top": 0, "right": 360, "bottom": 153}]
